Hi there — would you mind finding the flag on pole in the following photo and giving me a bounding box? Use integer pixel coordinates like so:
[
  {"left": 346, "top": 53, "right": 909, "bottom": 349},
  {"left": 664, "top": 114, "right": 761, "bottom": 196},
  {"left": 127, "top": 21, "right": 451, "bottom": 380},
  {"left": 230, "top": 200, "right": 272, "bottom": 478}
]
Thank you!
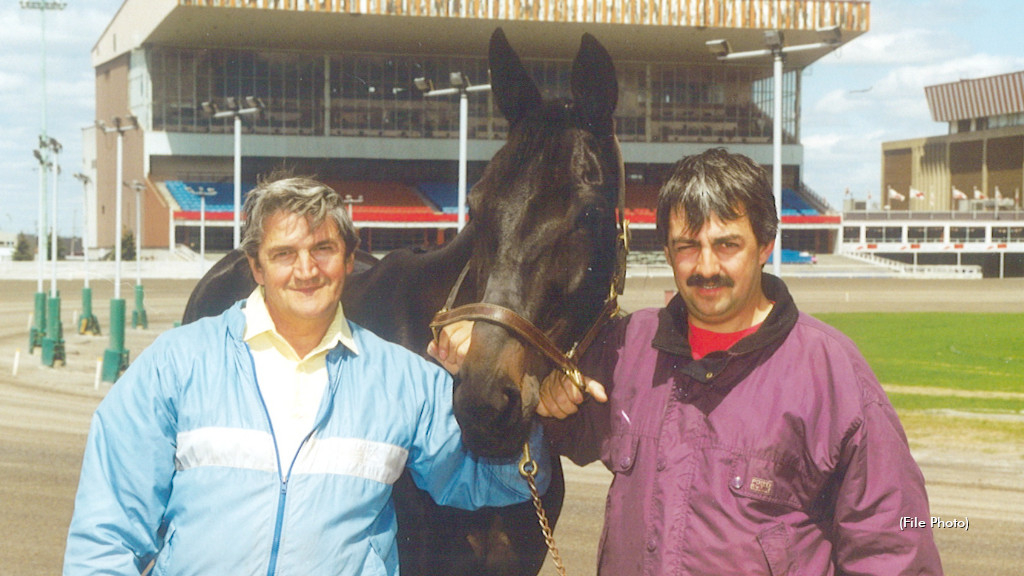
[
  {"left": 973, "top": 186, "right": 986, "bottom": 200},
  {"left": 910, "top": 188, "right": 925, "bottom": 199},
  {"left": 887, "top": 186, "right": 906, "bottom": 202},
  {"left": 952, "top": 186, "right": 967, "bottom": 200}
]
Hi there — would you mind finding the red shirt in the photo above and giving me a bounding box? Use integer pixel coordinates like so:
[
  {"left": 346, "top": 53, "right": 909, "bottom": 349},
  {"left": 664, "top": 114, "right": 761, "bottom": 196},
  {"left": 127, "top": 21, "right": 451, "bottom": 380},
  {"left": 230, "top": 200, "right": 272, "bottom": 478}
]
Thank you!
[{"left": 688, "top": 321, "right": 761, "bottom": 359}]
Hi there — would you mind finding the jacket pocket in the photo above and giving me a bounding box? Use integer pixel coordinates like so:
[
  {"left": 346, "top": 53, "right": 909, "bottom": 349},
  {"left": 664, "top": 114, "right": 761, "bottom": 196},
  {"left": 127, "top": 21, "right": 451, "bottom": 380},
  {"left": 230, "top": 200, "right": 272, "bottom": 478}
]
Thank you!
[
  {"left": 150, "top": 524, "right": 176, "bottom": 576},
  {"left": 727, "top": 453, "right": 803, "bottom": 510},
  {"left": 605, "top": 431, "right": 640, "bottom": 474},
  {"left": 756, "top": 523, "right": 794, "bottom": 576}
]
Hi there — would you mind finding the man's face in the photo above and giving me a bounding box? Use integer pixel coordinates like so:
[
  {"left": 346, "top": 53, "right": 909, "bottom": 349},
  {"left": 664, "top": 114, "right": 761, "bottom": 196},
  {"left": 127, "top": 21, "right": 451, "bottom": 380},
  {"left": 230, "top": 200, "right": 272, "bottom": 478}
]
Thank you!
[
  {"left": 248, "top": 211, "right": 354, "bottom": 336},
  {"left": 663, "top": 207, "right": 773, "bottom": 333}
]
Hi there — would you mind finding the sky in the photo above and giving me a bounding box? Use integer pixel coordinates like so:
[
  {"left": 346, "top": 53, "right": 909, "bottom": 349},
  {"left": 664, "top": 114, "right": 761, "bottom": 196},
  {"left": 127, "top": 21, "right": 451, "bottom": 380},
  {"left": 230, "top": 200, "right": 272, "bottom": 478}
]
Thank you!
[{"left": 1, "top": 0, "right": 1023, "bottom": 237}]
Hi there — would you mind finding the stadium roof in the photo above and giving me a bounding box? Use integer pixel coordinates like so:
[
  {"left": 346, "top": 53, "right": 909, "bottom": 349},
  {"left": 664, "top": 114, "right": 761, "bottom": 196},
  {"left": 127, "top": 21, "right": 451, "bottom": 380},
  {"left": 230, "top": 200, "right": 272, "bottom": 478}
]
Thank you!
[
  {"left": 925, "top": 70, "right": 1024, "bottom": 123},
  {"left": 95, "top": 0, "right": 868, "bottom": 69}
]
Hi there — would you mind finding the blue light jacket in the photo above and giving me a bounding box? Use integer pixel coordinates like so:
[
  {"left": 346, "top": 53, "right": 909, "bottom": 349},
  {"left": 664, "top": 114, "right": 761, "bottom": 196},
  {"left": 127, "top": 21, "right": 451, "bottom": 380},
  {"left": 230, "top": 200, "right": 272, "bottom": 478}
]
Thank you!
[{"left": 63, "top": 302, "right": 548, "bottom": 575}]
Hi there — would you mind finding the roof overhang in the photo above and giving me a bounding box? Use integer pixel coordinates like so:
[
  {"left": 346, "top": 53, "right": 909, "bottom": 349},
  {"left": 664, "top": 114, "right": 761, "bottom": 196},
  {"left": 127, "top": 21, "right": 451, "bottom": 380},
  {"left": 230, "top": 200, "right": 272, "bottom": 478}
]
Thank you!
[{"left": 95, "top": 3, "right": 866, "bottom": 69}]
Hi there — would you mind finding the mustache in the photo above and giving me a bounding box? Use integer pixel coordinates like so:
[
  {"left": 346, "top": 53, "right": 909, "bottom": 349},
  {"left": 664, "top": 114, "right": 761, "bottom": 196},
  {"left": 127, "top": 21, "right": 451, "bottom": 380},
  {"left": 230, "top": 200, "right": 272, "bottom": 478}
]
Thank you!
[{"left": 686, "top": 274, "right": 734, "bottom": 289}]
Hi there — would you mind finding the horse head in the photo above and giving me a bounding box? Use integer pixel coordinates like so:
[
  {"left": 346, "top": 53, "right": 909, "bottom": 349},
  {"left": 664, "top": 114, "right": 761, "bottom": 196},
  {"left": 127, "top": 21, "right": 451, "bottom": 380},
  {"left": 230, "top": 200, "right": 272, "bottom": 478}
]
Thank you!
[{"left": 450, "top": 28, "right": 622, "bottom": 457}]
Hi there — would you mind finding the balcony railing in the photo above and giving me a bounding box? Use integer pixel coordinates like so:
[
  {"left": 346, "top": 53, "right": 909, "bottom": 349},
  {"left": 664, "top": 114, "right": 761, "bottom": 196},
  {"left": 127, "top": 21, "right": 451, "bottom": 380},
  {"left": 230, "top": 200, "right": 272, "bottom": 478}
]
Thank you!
[{"left": 181, "top": 0, "right": 869, "bottom": 31}]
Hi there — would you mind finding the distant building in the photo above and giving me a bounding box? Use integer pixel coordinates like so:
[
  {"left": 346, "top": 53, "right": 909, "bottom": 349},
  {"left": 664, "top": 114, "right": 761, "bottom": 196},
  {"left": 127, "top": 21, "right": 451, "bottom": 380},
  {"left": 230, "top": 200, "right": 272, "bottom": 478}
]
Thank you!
[
  {"left": 90, "top": 0, "right": 868, "bottom": 255},
  {"left": 0, "top": 231, "right": 16, "bottom": 262},
  {"left": 854, "top": 70, "right": 1024, "bottom": 277}
]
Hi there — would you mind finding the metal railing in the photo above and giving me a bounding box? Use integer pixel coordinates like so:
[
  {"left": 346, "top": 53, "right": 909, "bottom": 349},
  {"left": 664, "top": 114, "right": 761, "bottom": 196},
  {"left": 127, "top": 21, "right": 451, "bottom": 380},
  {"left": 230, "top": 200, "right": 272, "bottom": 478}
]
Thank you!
[
  {"left": 181, "top": 0, "right": 870, "bottom": 30},
  {"left": 843, "top": 209, "right": 1024, "bottom": 222},
  {"left": 840, "top": 251, "right": 982, "bottom": 279}
]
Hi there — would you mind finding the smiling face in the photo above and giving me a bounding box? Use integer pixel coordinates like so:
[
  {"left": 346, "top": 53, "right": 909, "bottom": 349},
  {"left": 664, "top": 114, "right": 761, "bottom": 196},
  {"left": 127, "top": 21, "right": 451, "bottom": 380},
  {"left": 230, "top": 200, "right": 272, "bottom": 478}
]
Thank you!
[
  {"left": 664, "top": 207, "right": 774, "bottom": 333},
  {"left": 248, "top": 210, "right": 354, "bottom": 349}
]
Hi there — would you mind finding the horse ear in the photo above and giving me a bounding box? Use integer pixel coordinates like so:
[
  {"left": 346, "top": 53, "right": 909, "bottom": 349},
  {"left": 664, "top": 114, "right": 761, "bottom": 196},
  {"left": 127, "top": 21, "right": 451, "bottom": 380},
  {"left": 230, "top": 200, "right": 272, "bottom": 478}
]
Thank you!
[
  {"left": 489, "top": 27, "right": 543, "bottom": 126},
  {"left": 571, "top": 33, "right": 618, "bottom": 135}
]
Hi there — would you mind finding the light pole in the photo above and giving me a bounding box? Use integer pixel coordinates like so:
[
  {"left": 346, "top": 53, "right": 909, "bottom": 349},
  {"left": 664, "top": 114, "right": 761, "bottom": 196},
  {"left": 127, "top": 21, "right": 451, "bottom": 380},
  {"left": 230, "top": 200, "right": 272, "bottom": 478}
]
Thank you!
[
  {"left": 706, "top": 27, "right": 841, "bottom": 278},
  {"left": 22, "top": 0, "right": 66, "bottom": 354},
  {"left": 73, "top": 172, "right": 100, "bottom": 335},
  {"left": 201, "top": 96, "right": 264, "bottom": 248},
  {"left": 414, "top": 73, "right": 491, "bottom": 232},
  {"left": 41, "top": 136, "right": 65, "bottom": 367},
  {"left": 30, "top": 145, "right": 51, "bottom": 354},
  {"left": 343, "top": 194, "right": 364, "bottom": 221},
  {"left": 97, "top": 115, "right": 139, "bottom": 382},
  {"left": 129, "top": 180, "right": 148, "bottom": 328},
  {"left": 186, "top": 185, "right": 217, "bottom": 276}
]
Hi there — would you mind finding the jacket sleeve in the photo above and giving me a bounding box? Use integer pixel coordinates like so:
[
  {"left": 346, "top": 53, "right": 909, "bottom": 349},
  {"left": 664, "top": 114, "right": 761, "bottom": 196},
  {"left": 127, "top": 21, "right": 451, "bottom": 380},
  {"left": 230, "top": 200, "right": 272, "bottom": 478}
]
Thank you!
[
  {"left": 541, "top": 317, "right": 625, "bottom": 467},
  {"left": 404, "top": 364, "right": 550, "bottom": 510},
  {"left": 831, "top": 389, "right": 944, "bottom": 575},
  {"left": 63, "top": 343, "right": 179, "bottom": 575}
]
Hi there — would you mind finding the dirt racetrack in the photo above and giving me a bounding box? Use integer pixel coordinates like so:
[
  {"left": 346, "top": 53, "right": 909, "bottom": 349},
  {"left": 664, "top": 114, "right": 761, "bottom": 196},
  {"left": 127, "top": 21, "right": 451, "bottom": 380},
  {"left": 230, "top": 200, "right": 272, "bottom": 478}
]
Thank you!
[{"left": 2, "top": 274, "right": 1023, "bottom": 574}]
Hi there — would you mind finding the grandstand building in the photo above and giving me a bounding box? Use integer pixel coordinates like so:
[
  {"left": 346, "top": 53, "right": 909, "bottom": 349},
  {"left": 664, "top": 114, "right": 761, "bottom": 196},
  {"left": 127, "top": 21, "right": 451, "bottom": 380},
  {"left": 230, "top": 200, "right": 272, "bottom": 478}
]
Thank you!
[
  {"left": 87, "top": 0, "right": 868, "bottom": 257},
  {"left": 859, "top": 70, "right": 1024, "bottom": 277}
]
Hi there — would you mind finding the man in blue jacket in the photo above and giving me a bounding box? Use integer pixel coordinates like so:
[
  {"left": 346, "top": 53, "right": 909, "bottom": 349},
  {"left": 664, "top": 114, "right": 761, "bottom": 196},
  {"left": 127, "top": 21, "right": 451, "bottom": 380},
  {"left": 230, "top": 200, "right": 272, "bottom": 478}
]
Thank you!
[{"left": 63, "top": 176, "right": 548, "bottom": 575}]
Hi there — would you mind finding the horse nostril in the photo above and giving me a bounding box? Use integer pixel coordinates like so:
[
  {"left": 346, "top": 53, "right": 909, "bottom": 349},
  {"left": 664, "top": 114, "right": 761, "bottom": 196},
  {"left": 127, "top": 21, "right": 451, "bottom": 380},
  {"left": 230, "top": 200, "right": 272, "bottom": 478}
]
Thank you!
[{"left": 498, "top": 386, "right": 521, "bottom": 423}]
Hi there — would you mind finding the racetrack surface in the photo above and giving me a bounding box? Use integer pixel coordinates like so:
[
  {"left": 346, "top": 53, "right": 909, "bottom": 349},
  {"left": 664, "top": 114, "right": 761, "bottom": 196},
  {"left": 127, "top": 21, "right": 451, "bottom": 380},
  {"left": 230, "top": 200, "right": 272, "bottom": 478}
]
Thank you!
[{"left": 2, "top": 275, "right": 1022, "bottom": 574}]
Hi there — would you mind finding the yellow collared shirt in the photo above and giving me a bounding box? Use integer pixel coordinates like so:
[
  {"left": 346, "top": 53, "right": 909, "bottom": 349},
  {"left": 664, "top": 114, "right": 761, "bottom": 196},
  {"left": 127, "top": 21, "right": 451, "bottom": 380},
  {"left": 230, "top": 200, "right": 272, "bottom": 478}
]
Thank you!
[{"left": 242, "top": 286, "right": 359, "bottom": 468}]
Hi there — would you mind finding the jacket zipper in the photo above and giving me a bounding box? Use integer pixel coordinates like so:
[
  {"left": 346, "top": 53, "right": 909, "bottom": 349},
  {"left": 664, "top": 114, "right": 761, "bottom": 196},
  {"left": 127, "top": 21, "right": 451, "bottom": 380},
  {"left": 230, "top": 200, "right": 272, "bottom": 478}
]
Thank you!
[
  {"left": 243, "top": 348, "right": 289, "bottom": 576},
  {"left": 245, "top": 342, "right": 338, "bottom": 576}
]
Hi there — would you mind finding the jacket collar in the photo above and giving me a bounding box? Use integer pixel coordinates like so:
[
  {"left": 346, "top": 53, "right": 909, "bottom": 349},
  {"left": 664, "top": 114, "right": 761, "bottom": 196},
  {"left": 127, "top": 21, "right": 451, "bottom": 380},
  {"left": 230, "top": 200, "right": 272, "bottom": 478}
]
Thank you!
[{"left": 652, "top": 273, "right": 799, "bottom": 387}]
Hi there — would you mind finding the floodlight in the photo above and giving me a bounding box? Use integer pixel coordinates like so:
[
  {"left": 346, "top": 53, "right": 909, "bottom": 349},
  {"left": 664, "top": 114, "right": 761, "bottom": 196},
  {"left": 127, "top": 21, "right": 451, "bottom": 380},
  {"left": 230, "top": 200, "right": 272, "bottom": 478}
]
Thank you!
[
  {"left": 817, "top": 25, "right": 841, "bottom": 45},
  {"left": 705, "top": 39, "right": 731, "bottom": 57},
  {"left": 449, "top": 72, "right": 467, "bottom": 88},
  {"left": 414, "top": 77, "right": 433, "bottom": 92},
  {"left": 764, "top": 30, "right": 784, "bottom": 50}
]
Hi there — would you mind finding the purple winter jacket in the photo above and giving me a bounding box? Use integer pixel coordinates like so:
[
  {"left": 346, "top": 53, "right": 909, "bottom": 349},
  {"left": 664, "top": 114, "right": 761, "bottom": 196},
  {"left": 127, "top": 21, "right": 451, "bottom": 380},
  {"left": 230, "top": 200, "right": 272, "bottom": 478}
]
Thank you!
[{"left": 546, "top": 275, "right": 942, "bottom": 576}]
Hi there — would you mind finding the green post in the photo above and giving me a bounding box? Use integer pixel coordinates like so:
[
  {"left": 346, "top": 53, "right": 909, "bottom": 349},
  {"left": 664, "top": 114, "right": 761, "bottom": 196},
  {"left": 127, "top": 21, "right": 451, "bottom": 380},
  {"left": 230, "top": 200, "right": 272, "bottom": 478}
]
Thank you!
[
  {"left": 101, "top": 298, "right": 130, "bottom": 382},
  {"left": 79, "top": 286, "right": 101, "bottom": 335},
  {"left": 29, "top": 291, "right": 47, "bottom": 353},
  {"left": 132, "top": 284, "right": 148, "bottom": 329},
  {"left": 41, "top": 292, "right": 65, "bottom": 367}
]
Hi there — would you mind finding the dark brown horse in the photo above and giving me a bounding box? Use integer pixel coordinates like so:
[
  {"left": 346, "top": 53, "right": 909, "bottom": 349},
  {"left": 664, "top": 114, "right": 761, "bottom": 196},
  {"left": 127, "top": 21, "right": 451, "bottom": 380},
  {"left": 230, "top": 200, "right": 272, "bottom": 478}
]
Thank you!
[{"left": 182, "top": 27, "right": 621, "bottom": 576}]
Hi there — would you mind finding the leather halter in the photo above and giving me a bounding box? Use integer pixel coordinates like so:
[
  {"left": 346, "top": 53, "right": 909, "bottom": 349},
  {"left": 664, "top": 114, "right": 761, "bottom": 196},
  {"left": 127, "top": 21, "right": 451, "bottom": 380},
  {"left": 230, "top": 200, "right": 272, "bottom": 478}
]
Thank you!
[{"left": 429, "top": 199, "right": 630, "bottom": 391}]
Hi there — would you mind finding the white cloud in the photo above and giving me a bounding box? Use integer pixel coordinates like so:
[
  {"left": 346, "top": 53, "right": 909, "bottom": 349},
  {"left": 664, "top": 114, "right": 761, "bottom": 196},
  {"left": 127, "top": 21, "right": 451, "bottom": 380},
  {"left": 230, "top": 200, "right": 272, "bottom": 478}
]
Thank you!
[{"left": 825, "top": 29, "right": 966, "bottom": 66}]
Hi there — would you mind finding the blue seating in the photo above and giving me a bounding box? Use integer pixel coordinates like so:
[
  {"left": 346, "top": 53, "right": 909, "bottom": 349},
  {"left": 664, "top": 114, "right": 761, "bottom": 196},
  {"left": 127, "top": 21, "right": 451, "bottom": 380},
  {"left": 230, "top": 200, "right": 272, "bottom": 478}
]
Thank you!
[
  {"left": 781, "top": 188, "right": 818, "bottom": 215},
  {"left": 166, "top": 181, "right": 239, "bottom": 212},
  {"left": 417, "top": 182, "right": 461, "bottom": 214}
]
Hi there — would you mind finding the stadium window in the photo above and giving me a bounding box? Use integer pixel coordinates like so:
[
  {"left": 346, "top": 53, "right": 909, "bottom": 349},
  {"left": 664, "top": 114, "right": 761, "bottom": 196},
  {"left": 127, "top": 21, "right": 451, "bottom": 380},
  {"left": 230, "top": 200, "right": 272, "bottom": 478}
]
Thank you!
[
  {"left": 842, "top": 226, "right": 860, "bottom": 243},
  {"left": 949, "top": 227, "right": 968, "bottom": 242},
  {"left": 992, "top": 227, "right": 1009, "bottom": 242},
  {"left": 967, "top": 227, "right": 986, "bottom": 242},
  {"left": 907, "top": 227, "right": 926, "bottom": 242},
  {"left": 884, "top": 227, "right": 902, "bottom": 242},
  {"left": 865, "top": 227, "right": 884, "bottom": 242},
  {"left": 1010, "top": 227, "right": 1024, "bottom": 242},
  {"left": 926, "top": 227, "right": 944, "bottom": 242}
]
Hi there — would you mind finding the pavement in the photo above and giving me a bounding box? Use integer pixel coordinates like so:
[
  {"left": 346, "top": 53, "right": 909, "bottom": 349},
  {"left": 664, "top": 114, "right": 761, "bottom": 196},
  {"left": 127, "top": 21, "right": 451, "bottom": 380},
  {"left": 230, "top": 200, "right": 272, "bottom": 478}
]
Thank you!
[{"left": 2, "top": 263, "right": 1023, "bottom": 575}]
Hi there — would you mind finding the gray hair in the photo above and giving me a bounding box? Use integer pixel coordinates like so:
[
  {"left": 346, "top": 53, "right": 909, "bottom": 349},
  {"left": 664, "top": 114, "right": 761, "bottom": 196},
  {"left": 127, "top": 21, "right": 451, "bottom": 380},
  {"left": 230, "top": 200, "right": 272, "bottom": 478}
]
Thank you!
[
  {"left": 240, "top": 176, "right": 360, "bottom": 259},
  {"left": 655, "top": 148, "right": 778, "bottom": 247}
]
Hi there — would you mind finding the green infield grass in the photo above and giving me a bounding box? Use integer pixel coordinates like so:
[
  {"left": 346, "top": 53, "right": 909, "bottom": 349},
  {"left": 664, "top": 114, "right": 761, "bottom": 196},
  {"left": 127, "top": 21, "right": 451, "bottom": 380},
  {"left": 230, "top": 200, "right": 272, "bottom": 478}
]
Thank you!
[{"left": 812, "top": 313, "right": 1024, "bottom": 413}]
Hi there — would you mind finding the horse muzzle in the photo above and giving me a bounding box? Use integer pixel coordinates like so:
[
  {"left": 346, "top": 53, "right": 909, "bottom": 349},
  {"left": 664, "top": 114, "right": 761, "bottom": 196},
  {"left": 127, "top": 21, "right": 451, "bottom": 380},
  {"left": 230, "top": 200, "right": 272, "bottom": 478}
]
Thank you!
[{"left": 452, "top": 325, "right": 544, "bottom": 458}]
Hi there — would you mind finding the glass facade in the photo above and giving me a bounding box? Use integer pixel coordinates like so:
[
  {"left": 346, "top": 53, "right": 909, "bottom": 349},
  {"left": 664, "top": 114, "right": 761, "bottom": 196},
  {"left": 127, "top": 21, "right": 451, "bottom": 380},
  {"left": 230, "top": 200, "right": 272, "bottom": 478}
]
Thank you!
[{"left": 149, "top": 47, "right": 799, "bottom": 144}]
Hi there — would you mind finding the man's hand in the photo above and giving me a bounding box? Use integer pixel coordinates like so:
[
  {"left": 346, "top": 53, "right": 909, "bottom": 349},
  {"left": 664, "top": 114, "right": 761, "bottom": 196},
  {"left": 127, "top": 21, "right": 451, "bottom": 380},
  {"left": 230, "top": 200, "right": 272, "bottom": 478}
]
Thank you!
[
  {"left": 426, "top": 320, "right": 474, "bottom": 375},
  {"left": 537, "top": 370, "right": 607, "bottom": 419}
]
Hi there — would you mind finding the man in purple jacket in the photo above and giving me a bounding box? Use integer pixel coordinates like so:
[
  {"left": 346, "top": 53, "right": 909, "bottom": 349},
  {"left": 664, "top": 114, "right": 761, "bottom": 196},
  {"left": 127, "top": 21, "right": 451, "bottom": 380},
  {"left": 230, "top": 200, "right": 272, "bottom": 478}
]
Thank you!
[{"left": 532, "top": 148, "right": 943, "bottom": 575}]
